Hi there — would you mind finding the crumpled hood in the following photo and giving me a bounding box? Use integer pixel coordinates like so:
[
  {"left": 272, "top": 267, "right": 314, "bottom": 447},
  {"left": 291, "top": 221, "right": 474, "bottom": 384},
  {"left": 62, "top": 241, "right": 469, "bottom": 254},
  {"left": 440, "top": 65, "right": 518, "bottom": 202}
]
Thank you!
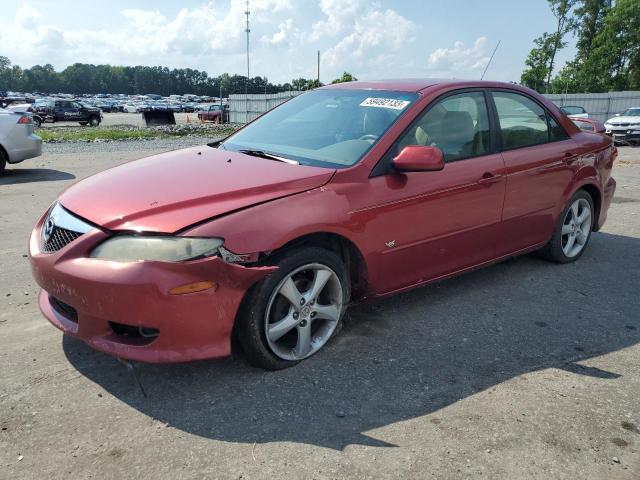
[
  {"left": 59, "top": 146, "right": 335, "bottom": 233},
  {"left": 606, "top": 116, "right": 640, "bottom": 124}
]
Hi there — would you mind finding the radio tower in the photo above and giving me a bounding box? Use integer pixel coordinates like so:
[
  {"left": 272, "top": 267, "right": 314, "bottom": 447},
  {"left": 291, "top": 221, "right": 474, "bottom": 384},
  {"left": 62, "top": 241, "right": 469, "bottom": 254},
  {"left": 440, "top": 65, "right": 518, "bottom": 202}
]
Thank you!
[{"left": 245, "top": 0, "right": 250, "bottom": 96}]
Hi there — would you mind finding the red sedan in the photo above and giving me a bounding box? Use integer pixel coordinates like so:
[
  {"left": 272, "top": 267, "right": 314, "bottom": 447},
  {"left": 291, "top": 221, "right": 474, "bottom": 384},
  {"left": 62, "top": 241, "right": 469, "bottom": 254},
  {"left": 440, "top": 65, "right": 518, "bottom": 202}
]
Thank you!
[{"left": 29, "top": 80, "right": 617, "bottom": 370}]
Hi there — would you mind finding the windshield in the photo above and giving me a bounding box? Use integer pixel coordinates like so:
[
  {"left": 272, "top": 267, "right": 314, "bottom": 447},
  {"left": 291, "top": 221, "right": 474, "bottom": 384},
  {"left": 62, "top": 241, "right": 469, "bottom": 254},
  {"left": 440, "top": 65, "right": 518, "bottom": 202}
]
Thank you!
[
  {"left": 622, "top": 108, "right": 640, "bottom": 117},
  {"left": 221, "top": 89, "right": 418, "bottom": 168}
]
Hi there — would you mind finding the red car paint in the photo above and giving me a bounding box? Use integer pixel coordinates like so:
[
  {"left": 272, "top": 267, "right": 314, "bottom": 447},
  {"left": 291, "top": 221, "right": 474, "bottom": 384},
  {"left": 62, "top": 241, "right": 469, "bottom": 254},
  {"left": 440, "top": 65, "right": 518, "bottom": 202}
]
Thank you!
[{"left": 29, "top": 80, "right": 617, "bottom": 363}]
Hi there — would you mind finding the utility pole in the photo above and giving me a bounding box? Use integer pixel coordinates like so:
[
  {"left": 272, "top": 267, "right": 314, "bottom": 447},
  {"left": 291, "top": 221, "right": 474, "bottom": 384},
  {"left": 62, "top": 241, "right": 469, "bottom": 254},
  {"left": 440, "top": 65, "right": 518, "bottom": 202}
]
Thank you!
[
  {"left": 245, "top": 0, "right": 250, "bottom": 120},
  {"left": 245, "top": 0, "right": 250, "bottom": 94}
]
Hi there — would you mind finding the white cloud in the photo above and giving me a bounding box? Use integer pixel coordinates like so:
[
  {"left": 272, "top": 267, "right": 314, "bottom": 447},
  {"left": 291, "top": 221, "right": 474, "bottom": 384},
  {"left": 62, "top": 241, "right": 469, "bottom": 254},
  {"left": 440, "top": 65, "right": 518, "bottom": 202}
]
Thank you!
[
  {"left": 1, "top": 0, "right": 415, "bottom": 83},
  {"left": 321, "top": 7, "right": 415, "bottom": 79},
  {"left": 15, "top": 3, "right": 42, "bottom": 30},
  {"left": 427, "top": 37, "right": 490, "bottom": 74},
  {"left": 261, "top": 18, "right": 294, "bottom": 45}
]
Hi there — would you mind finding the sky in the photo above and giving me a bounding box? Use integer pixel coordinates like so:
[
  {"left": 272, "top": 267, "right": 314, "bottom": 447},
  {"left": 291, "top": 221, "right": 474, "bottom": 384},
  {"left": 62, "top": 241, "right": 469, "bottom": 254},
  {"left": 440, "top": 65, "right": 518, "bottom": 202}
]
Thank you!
[{"left": 0, "top": 0, "right": 578, "bottom": 85}]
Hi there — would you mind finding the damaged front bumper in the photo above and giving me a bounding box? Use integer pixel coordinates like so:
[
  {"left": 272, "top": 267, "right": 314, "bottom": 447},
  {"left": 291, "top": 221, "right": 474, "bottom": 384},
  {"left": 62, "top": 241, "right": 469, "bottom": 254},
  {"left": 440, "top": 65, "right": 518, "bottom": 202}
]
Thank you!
[{"left": 28, "top": 213, "right": 275, "bottom": 363}]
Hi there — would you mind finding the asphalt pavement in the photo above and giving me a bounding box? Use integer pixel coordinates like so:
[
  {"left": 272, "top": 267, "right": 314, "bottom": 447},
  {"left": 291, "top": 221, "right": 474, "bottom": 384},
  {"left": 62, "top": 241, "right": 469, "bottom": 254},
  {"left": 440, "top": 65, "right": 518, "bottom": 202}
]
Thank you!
[{"left": 0, "top": 143, "right": 638, "bottom": 479}]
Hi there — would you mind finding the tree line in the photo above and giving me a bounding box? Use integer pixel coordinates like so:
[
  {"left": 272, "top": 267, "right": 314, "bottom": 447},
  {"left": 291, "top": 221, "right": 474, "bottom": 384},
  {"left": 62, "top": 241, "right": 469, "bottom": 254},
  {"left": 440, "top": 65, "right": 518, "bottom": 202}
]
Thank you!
[
  {"left": 0, "top": 55, "right": 357, "bottom": 97},
  {"left": 521, "top": 0, "right": 639, "bottom": 93}
]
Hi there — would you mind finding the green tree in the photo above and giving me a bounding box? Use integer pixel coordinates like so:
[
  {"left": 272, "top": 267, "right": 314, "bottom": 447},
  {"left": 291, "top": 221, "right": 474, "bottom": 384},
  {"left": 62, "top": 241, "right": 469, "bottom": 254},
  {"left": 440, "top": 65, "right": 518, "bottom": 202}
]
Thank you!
[
  {"left": 521, "top": 0, "right": 577, "bottom": 92},
  {"left": 331, "top": 71, "right": 358, "bottom": 84},
  {"left": 545, "top": 0, "right": 578, "bottom": 88},
  {"left": 521, "top": 33, "right": 556, "bottom": 91},
  {"left": 553, "top": 0, "right": 612, "bottom": 92}
]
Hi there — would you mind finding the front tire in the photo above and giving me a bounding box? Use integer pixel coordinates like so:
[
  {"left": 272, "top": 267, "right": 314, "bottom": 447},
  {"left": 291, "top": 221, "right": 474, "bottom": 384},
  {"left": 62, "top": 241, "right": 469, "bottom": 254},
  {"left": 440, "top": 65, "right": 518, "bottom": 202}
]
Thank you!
[
  {"left": 538, "top": 190, "right": 594, "bottom": 263},
  {"left": 0, "top": 148, "right": 6, "bottom": 174},
  {"left": 236, "top": 247, "right": 350, "bottom": 370},
  {"left": 88, "top": 116, "right": 100, "bottom": 127}
]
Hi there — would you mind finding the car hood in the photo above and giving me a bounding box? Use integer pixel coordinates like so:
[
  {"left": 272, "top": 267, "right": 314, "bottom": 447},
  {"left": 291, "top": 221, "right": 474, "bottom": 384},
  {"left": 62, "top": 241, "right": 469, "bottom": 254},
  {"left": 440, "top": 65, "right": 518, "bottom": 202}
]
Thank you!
[
  {"left": 59, "top": 146, "right": 335, "bottom": 233},
  {"left": 606, "top": 116, "right": 640, "bottom": 124}
]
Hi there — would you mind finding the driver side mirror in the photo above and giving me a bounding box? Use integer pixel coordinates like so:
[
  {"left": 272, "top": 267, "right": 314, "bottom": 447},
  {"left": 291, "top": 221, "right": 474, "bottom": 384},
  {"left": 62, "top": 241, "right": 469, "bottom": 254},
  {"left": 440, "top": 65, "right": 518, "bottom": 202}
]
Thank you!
[{"left": 393, "top": 145, "right": 445, "bottom": 172}]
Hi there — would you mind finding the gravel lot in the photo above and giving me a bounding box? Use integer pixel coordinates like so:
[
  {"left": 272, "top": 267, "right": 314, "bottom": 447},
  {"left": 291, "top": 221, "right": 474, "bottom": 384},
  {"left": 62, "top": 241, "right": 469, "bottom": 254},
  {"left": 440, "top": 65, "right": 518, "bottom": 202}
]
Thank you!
[{"left": 1, "top": 141, "right": 639, "bottom": 479}]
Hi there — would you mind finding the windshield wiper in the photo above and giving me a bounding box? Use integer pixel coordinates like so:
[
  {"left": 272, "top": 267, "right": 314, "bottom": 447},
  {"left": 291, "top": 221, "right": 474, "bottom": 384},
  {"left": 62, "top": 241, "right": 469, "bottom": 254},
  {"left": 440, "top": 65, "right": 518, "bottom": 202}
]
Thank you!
[{"left": 238, "top": 149, "right": 299, "bottom": 165}]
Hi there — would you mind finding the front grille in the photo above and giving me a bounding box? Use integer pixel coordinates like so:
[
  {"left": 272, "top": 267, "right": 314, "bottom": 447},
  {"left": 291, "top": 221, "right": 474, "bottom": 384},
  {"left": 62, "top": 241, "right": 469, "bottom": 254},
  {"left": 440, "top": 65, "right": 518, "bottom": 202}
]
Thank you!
[{"left": 41, "top": 226, "right": 83, "bottom": 253}]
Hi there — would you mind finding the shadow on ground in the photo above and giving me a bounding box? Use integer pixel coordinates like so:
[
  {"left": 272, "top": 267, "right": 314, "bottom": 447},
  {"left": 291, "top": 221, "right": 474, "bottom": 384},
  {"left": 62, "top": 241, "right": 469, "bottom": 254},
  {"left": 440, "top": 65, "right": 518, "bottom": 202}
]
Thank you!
[
  {"left": 0, "top": 168, "right": 75, "bottom": 185},
  {"left": 63, "top": 232, "right": 640, "bottom": 449}
]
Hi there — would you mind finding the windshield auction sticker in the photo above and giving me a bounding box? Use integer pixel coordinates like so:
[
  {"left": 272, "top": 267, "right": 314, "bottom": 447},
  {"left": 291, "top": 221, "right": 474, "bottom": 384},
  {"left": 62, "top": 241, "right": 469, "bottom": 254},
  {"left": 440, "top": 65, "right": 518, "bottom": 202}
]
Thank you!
[{"left": 360, "top": 98, "right": 411, "bottom": 110}]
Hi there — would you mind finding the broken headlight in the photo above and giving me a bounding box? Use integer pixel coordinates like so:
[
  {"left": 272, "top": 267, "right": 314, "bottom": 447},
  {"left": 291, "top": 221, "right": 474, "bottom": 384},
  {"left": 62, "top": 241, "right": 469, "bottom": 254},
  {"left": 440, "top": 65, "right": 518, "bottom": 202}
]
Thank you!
[{"left": 90, "top": 236, "right": 223, "bottom": 263}]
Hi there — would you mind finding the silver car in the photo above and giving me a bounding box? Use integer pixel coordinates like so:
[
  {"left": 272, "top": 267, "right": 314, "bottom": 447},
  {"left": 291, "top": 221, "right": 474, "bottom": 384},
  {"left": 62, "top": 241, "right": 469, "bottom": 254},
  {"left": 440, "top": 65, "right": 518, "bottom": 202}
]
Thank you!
[{"left": 0, "top": 108, "right": 42, "bottom": 173}]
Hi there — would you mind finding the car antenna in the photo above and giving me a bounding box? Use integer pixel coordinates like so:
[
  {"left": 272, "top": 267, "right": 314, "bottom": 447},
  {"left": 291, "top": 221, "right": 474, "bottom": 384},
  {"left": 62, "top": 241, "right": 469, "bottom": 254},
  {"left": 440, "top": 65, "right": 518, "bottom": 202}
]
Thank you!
[{"left": 480, "top": 40, "right": 501, "bottom": 80}]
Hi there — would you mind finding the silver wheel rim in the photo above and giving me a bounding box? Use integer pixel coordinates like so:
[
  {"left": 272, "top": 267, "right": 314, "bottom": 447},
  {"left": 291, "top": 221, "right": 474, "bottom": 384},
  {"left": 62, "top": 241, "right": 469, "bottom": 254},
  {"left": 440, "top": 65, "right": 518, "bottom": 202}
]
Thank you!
[
  {"left": 561, "top": 198, "right": 592, "bottom": 258},
  {"left": 264, "top": 263, "right": 343, "bottom": 361}
]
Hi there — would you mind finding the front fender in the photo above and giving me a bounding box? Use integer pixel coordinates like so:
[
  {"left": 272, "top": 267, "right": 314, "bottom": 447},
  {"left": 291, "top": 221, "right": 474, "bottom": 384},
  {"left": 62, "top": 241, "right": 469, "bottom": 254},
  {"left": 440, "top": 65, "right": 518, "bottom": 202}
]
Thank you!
[{"left": 183, "top": 186, "right": 362, "bottom": 256}]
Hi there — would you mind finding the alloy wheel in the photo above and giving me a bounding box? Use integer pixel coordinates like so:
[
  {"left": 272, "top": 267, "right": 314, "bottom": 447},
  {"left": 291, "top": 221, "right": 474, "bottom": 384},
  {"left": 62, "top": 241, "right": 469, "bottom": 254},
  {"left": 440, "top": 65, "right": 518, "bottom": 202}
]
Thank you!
[
  {"left": 561, "top": 198, "right": 592, "bottom": 258},
  {"left": 264, "top": 263, "right": 343, "bottom": 361}
]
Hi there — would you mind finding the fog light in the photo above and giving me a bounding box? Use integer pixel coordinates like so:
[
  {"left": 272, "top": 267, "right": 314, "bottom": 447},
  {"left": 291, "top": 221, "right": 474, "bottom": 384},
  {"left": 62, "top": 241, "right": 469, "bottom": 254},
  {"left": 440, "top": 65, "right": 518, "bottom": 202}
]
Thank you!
[{"left": 169, "top": 281, "right": 217, "bottom": 295}]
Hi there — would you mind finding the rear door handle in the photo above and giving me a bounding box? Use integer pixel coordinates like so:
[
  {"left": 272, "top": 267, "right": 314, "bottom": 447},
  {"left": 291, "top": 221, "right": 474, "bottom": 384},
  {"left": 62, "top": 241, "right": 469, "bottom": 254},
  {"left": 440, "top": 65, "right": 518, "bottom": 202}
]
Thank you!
[{"left": 477, "top": 172, "right": 502, "bottom": 186}]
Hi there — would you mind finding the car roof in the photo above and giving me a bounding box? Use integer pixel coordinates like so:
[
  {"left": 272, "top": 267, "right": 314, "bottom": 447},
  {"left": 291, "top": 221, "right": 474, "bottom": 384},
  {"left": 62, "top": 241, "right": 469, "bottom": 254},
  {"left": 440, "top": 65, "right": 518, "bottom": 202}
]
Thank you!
[{"left": 319, "top": 79, "right": 527, "bottom": 93}]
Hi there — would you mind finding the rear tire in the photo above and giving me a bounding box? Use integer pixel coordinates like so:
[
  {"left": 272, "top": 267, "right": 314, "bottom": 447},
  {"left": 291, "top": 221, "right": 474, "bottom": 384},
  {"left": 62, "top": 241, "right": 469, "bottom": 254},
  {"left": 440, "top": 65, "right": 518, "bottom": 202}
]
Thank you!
[
  {"left": 538, "top": 190, "right": 594, "bottom": 263},
  {"left": 236, "top": 247, "right": 350, "bottom": 370},
  {"left": 79, "top": 122, "right": 87, "bottom": 126},
  {"left": 33, "top": 116, "right": 42, "bottom": 128}
]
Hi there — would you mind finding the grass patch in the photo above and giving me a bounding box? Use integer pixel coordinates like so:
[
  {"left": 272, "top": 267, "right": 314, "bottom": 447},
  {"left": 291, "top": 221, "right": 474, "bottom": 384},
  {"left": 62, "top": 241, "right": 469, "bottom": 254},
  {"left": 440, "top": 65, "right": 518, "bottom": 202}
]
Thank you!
[{"left": 38, "top": 128, "right": 167, "bottom": 142}]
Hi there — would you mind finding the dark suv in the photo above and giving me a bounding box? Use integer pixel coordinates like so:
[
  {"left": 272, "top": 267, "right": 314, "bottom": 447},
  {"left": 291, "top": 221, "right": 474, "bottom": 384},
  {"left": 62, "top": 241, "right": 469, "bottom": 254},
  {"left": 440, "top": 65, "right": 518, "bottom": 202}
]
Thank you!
[{"left": 33, "top": 100, "right": 102, "bottom": 127}]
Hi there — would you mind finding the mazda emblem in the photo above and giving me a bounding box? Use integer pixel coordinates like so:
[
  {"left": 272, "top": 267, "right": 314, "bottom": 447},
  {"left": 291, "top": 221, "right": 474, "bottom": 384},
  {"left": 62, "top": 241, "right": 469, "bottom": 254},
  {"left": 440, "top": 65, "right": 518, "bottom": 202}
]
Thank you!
[{"left": 43, "top": 218, "right": 55, "bottom": 242}]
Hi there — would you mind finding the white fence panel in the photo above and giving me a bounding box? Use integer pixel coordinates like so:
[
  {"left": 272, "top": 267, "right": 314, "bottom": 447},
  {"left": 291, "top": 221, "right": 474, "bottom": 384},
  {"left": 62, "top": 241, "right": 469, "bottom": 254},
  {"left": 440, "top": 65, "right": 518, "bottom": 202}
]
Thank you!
[
  {"left": 544, "top": 91, "right": 640, "bottom": 123},
  {"left": 229, "top": 91, "right": 303, "bottom": 123},
  {"left": 229, "top": 90, "right": 640, "bottom": 124}
]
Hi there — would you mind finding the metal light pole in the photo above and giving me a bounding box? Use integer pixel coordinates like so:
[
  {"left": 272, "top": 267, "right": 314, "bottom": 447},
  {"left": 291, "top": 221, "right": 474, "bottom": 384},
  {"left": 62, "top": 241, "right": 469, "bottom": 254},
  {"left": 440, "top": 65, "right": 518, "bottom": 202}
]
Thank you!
[
  {"left": 245, "top": 0, "right": 250, "bottom": 92},
  {"left": 245, "top": 0, "right": 250, "bottom": 121}
]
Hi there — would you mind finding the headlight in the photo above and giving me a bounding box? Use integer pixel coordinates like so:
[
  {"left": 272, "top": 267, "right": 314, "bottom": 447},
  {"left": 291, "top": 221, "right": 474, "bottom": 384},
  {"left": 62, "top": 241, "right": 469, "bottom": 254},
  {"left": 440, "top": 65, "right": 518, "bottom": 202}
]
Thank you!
[{"left": 90, "top": 236, "right": 223, "bottom": 262}]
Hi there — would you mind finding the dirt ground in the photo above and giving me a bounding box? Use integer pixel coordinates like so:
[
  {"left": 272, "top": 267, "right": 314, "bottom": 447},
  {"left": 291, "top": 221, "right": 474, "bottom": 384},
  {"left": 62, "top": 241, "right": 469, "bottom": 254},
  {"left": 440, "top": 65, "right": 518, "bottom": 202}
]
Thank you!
[{"left": 0, "top": 143, "right": 639, "bottom": 479}]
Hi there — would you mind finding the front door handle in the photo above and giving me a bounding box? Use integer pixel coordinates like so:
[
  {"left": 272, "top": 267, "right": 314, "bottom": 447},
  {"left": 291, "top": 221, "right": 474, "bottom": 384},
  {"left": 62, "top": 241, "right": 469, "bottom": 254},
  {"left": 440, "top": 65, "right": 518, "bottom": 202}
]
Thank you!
[{"left": 477, "top": 172, "right": 502, "bottom": 186}]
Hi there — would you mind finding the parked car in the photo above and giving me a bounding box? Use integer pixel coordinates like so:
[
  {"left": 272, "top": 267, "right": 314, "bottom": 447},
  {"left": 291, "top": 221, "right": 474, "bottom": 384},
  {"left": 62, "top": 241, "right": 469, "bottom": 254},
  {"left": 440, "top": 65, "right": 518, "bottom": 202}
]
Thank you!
[
  {"left": 29, "top": 80, "right": 616, "bottom": 369},
  {"left": 5, "top": 103, "right": 34, "bottom": 114},
  {"left": 0, "top": 108, "right": 42, "bottom": 173},
  {"left": 571, "top": 117, "right": 606, "bottom": 134},
  {"left": 560, "top": 105, "right": 588, "bottom": 119},
  {"left": 197, "top": 104, "right": 229, "bottom": 123},
  {"left": 122, "top": 103, "right": 138, "bottom": 113},
  {"left": 604, "top": 107, "right": 640, "bottom": 145},
  {"left": 33, "top": 100, "right": 102, "bottom": 127}
]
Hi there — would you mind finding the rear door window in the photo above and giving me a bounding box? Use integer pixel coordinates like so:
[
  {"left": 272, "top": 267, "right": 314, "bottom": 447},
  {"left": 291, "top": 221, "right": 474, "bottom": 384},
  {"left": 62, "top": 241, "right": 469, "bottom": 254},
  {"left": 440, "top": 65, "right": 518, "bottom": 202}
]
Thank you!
[{"left": 492, "top": 92, "right": 568, "bottom": 150}]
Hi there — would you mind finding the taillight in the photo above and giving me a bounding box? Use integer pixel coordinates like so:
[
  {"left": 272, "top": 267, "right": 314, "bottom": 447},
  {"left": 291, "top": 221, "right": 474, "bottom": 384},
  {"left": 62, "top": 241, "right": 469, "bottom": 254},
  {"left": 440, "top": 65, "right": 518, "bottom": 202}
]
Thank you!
[{"left": 17, "top": 115, "right": 32, "bottom": 124}]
